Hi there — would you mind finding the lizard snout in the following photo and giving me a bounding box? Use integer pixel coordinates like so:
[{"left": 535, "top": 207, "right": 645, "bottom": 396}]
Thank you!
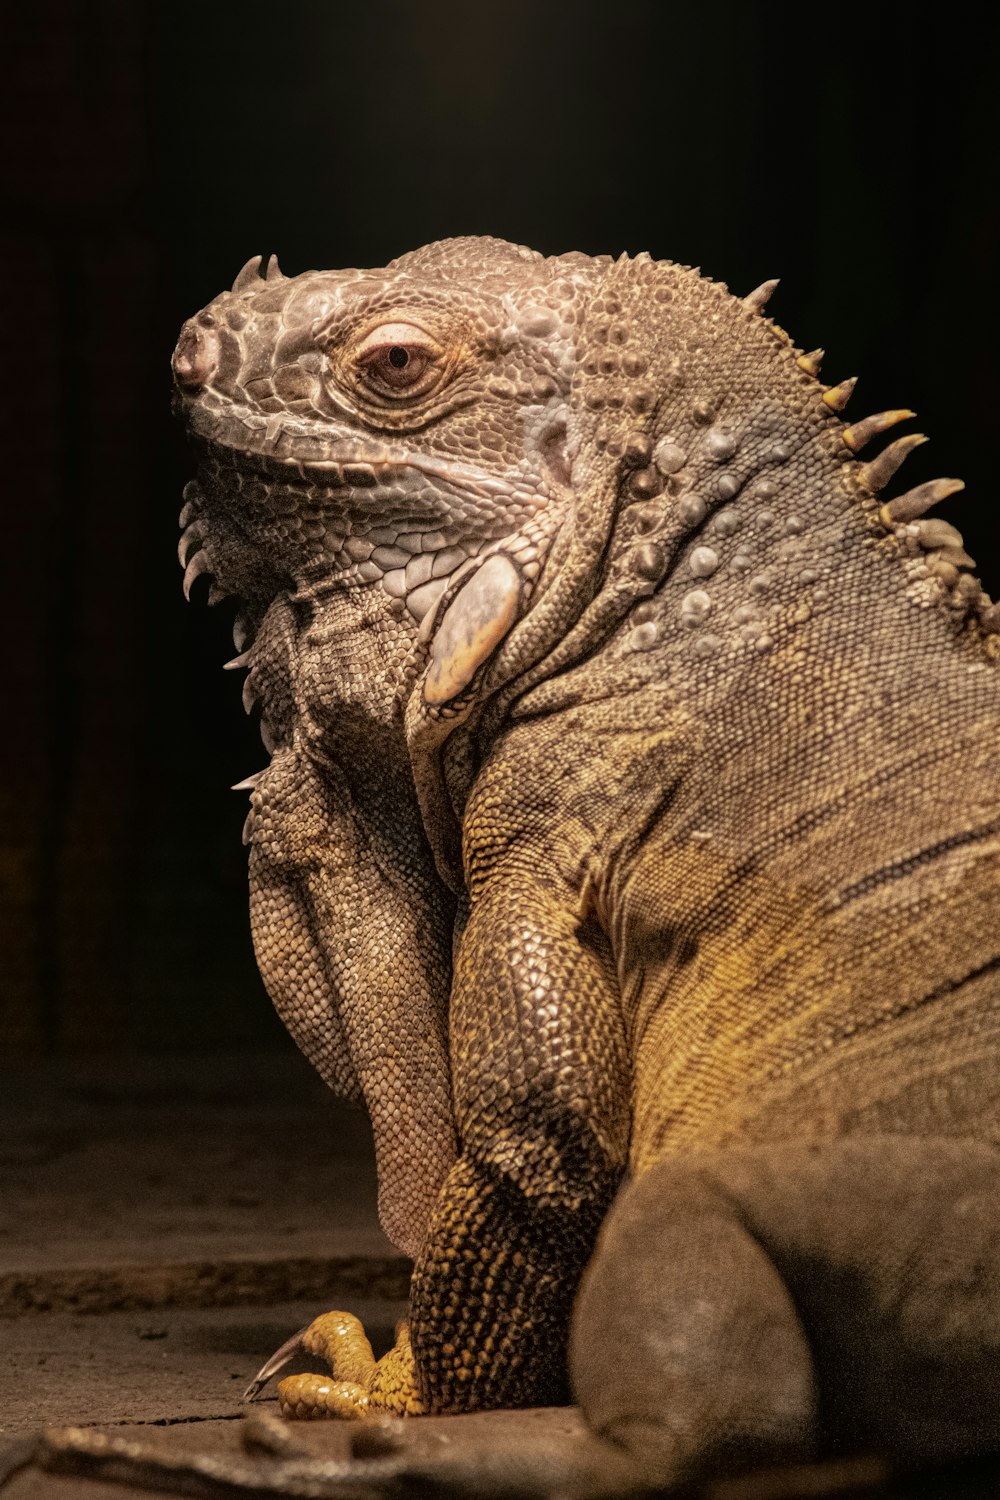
[{"left": 172, "top": 317, "right": 220, "bottom": 388}]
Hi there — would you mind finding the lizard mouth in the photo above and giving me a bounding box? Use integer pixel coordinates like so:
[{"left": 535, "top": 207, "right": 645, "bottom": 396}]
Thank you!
[
  {"left": 189, "top": 435, "right": 416, "bottom": 498},
  {"left": 178, "top": 430, "right": 564, "bottom": 645},
  {"left": 175, "top": 373, "right": 573, "bottom": 680},
  {"left": 184, "top": 422, "right": 555, "bottom": 512}
]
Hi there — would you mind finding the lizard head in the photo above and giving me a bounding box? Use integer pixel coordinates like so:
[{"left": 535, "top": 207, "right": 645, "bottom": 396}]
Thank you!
[{"left": 172, "top": 238, "right": 604, "bottom": 649}]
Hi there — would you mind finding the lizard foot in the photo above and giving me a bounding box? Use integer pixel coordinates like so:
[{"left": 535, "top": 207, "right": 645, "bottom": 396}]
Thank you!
[{"left": 244, "top": 1311, "right": 425, "bottom": 1420}]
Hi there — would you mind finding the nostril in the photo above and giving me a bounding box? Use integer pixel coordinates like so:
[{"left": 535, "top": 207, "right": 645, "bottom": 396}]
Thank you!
[{"left": 172, "top": 320, "right": 220, "bottom": 388}]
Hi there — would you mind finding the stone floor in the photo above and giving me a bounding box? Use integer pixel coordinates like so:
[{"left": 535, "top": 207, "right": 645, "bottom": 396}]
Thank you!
[
  {"left": 0, "top": 1053, "right": 606, "bottom": 1497},
  {"left": 1, "top": 1054, "right": 998, "bottom": 1498}
]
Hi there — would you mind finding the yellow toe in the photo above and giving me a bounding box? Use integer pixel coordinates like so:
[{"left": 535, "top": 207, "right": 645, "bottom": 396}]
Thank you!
[{"left": 278, "top": 1373, "right": 371, "bottom": 1420}]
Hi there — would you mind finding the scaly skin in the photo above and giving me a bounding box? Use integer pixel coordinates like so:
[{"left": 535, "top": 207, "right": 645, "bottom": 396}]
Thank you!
[{"left": 173, "top": 239, "right": 1000, "bottom": 1489}]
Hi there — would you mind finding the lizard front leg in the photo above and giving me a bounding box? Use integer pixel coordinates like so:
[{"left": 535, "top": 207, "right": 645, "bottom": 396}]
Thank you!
[{"left": 409, "top": 857, "right": 631, "bottom": 1411}]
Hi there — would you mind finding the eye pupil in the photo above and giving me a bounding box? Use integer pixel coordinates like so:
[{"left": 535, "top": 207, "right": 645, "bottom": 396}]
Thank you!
[{"left": 387, "top": 346, "right": 409, "bottom": 369}]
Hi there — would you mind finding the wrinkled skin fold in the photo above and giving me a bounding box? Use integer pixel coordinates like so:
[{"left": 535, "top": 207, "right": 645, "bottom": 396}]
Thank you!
[{"left": 172, "top": 237, "right": 1000, "bottom": 1489}]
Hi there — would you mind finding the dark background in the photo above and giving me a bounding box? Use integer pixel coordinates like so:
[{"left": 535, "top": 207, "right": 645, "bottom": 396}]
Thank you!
[{"left": 3, "top": 1, "right": 998, "bottom": 1059}]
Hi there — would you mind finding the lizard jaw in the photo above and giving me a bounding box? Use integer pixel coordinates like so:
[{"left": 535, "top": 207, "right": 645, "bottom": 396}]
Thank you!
[{"left": 178, "top": 429, "right": 568, "bottom": 634}]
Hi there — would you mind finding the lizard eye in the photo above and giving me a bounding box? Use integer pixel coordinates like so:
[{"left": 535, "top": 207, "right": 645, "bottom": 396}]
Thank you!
[{"left": 355, "top": 321, "right": 440, "bottom": 395}]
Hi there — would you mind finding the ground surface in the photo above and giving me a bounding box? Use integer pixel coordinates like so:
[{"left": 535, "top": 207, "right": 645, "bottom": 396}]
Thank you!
[
  {"left": 0, "top": 1054, "right": 600, "bottom": 1497},
  {"left": 1, "top": 1054, "right": 998, "bottom": 1498}
]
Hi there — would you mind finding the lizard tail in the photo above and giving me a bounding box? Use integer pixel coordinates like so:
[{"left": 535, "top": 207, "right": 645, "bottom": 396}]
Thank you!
[{"left": 570, "top": 1135, "right": 1000, "bottom": 1488}]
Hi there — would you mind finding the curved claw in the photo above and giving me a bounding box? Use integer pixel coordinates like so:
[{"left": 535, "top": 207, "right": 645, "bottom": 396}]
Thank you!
[{"left": 242, "top": 1323, "right": 310, "bottom": 1403}]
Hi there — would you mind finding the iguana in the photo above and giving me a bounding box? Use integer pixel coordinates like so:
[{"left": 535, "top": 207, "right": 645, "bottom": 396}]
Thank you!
[{"left": 169, "top": 237, "right": 1000, "bottom": 1491}]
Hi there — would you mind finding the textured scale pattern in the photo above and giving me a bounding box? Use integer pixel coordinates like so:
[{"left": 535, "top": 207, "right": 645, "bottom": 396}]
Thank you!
[{"left": 173, "top": 238, "right": 1000, "bottom": 1491}]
